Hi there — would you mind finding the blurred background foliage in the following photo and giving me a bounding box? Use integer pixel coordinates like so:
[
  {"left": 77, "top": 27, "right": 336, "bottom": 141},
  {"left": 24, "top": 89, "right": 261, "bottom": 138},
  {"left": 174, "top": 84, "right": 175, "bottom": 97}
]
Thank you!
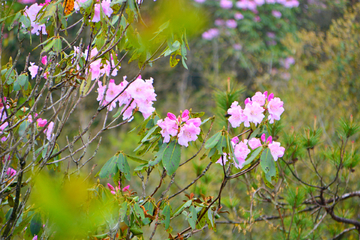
[{"left": 2, "top": 0, "right": 360, "bottom": 239}]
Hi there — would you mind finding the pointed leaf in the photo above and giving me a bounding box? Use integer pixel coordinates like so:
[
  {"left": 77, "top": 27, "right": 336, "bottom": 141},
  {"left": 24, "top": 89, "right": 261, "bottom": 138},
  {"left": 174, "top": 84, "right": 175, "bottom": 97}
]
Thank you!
[
  {"left": 260, "top": 148, "right": 276, "bottom": 183},
  {"left": 205, "top": 132, "right": 222, "bottom": 149},
  {"left": 116, "top": 154, "right": 131, "bottom": 181},
  {"left": 99, "top": 156, "right": 118, "bottom": 178},
  {"left": 162, "top": 141, "right": 181, "bottom": 176}
]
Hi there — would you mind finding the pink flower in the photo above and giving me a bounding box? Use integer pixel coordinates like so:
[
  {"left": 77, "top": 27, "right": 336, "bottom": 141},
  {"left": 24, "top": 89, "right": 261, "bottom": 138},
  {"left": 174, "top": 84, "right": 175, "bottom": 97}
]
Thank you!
[
  {"left": 202, "top": 28, "right": 219, "bottom": 40},
  {"left": 220, "top": 0, "right": 233, "bottom": 9},
  {"left": 157, "top": 117, "right": 178, "bottom": 143},
  {"left": 216, "top": 136, "right": 239, "bottom": 166},
  {"left": 272, "top": 10, "right": 282, "bottom": 18},
  {"left": 36, "top": 118, "right": 47, "bottom": 127},
  {"left": 267, "top": 97, "right": 284, "bottom": 123},
  {"left": 178, "top": 120, "right": 201, "bottom": 147},
  {"left": 280, "top": 0, "right": 299, "bottom": 8},
  {"left": 29, "top": 62, "right": 39, "bottom": 79},
  {"left": 268, "top": 141, "right": 285, "bottom": 161},
  {"left": 122, "top": 185, "right": 130, "bottom": 192},
  {"left": 194, "top": 0, "right": 206, "bottom": 3},
  {"left": 252, "top": 92, "right": 266, "bottom": 106},
  {"left": 234, "top": 141, "right": 250, "bottom": 169},
  {"left": 254, "top": 0, "right": 265, "bottom": 5},
  {"left": 108, "top": 182, "right": 129, "bottom": 194},
  {"left": 234, "top": 12, "right": 244, "bottom": 20},
  {"left": 18, "top": 0, "right": 37, "bottom": 4},
  {"left": 45, "top": 121, "right": 54, "bottom": 141},
  {"left": 248, "top": 138, "right": 261, "bottom": 149},
  {"left": 24, "top": 3, "right": 47, "bottom": 35},
  {"left": 74, "top": 0, "right": 88, "bottom": 11},
  {"left": 41, "top": 56, "right": 48, "bottom": 65},
  {"left": 92, "top": 0, "right": 113, "bottom": 23},
  {"left": 32, "top": 235, "right": 38, "bottom": 240},
  {"left": 6, "top": 168, "right": 17, "bottom": 177},
  {"left": 158, "top": 110, "right": 201, "bottom": 146},
  {"left": 243, "top": 102, "right": 265, "bottom": 126},
  {"left": 89, "top": 59, "right": 102, "bottom": 80},
  {"left": 216, "top": 154, "right": 230, "bottom": 165},
  {"left": 226, "top": 19, "right": 237, "bottom": 29},
  {"left": 261, "top": 133, "right": 273, "bottom": 143},
  {"left": 228, "top": 101, "right": 248, "bottom": 128}
]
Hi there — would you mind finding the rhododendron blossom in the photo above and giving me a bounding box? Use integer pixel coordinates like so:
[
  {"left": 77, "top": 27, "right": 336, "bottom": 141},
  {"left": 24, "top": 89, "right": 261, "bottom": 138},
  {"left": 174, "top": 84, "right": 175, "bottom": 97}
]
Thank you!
[
  {"left": 248, "top": 138, "right": 262, "bottom": 149},
  {"left": 233, "top": 140, "right": 251, "bottom": 169},
  {"left": 96, "top": 76, "right": 156, "bottom": 120},
  {"left": 228, "top": 91, "right": 284, "bottom": 127},
  {"left": 107, "top": 182, "right": 130, "bottom": 195},
  {"left": 28, "top": 62, "right": 39, "bottom": 79},
  {"left": 268, "top": 97, "right": 284, "bottom": 123},
  {"left": 220, "top": 0, "right": 233, "bottom": 9},
  {"left": 243, "top": 102, "right": 265, "bottom": 126},
  {"left": 92, "top": 0, "right": 114, "bottom": 23},
  {"left": 268, "top": 141, "right": 285, "bottom": 161},
  {"left": 157, "top": 110, "right": 201, "bottom": 147},
  {"left": 24, "top": 3, "right": 47, "bottom": 35}
]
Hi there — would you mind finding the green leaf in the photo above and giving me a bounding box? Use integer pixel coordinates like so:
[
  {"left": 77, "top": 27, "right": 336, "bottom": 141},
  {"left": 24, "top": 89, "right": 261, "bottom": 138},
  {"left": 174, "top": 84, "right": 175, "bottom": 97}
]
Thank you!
[
  {"left": 173, "top": 200, "right": 192, "bottom": 217},
  {"left": 129, "top": 226, "right": 143, "bottom": 235},
  {"left": 216, "top": 134, "right": 227, "bottom": 154},
  {"left": 188, "top": 205, "right": 197, "bottom": 229},
  {"left": 242, "top": 147, "right": 263, "bottom": 166},
  {"left": 126, "top": 155, "right": 148, "bottom": 164},
  {"left": 18, "top": 121, "right": 30, "bottom": 136},
  {"left": 18, "top": 73, "right": 29, "bottom": 87},
  {"left": 53, "top": 38, "right": 62, "bottom": 53},
  {"left": 134, "top": 203, "right": 145, "bottom": 220},
  {"left": 207, "top": 207, "right": 215, "bottom": 227},
  {"left": 99, "top": 156, "right": 118, "bottom": 178},
  {"left": 162, "top": 141, "right": 181, "bottom": 176},
  {"left": 205, "top": 132, "right": 222, "bottom": 149},
  {"left": 260, "top": 148, "right": 277, "bottom": 183},
  {"left": 41, "top": 39, "right": 55, "bottom": 53},
  {"left": 141, "top": 125, "right": 159, "bottom": 143},
  {"left": 30, "top": 213, "right": 42, "bottom": 236},
  {"left": 13, "top": 81, "right": 21, "bottom": 91},
  {"left": 116, "top": 154, "right": 131, "bottom": 181},
  {"left": 148, "top": 142, "right": 167, "bottom": 167},
  {"left": 20, "top": 15, "right": 31, "bottom": 29},
  {"left": 163, "top": 205, "right": 171, "bottom": 230}
]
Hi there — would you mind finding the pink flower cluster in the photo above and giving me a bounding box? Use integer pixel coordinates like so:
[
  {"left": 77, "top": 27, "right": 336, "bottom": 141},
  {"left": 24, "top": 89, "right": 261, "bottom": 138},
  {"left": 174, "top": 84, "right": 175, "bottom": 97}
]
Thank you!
[
  {"left": 97, "top": 76, "right": 156, "bottom": 120},
  {"left": 227, "top": 91, "right": 284, "bottom": 128},
  {"left": 201, "top": 0, "right": 299, "bottom": 40},
  {"left": 27, "top": 113, "right": 54, "bottom": 141},
  {"left": 107, "top": 182, "right": 130, "bottom": 195},
  {"left": 236, "top": 0, "right": 299, "bottom": 10},
  {"left": 217, "top": 133, "right": 285, "bottom": 168},
  {"left": 23, "top": 1, "right": 51, "bottom": 35},
  {"left": 202, "top": 28, "right": 220, "bottom": 40},
  {"left": 74, "top": 0, "right": 113, "bottom": 22},
  {"left": 157, "top": 110, "right": 201, "bottom": 147},
  {"left": 27, "top": 56, "right": 48, "bottom": 80},
  {"left": 73, "top": 47, "right": 119, "bottom": 81}
]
